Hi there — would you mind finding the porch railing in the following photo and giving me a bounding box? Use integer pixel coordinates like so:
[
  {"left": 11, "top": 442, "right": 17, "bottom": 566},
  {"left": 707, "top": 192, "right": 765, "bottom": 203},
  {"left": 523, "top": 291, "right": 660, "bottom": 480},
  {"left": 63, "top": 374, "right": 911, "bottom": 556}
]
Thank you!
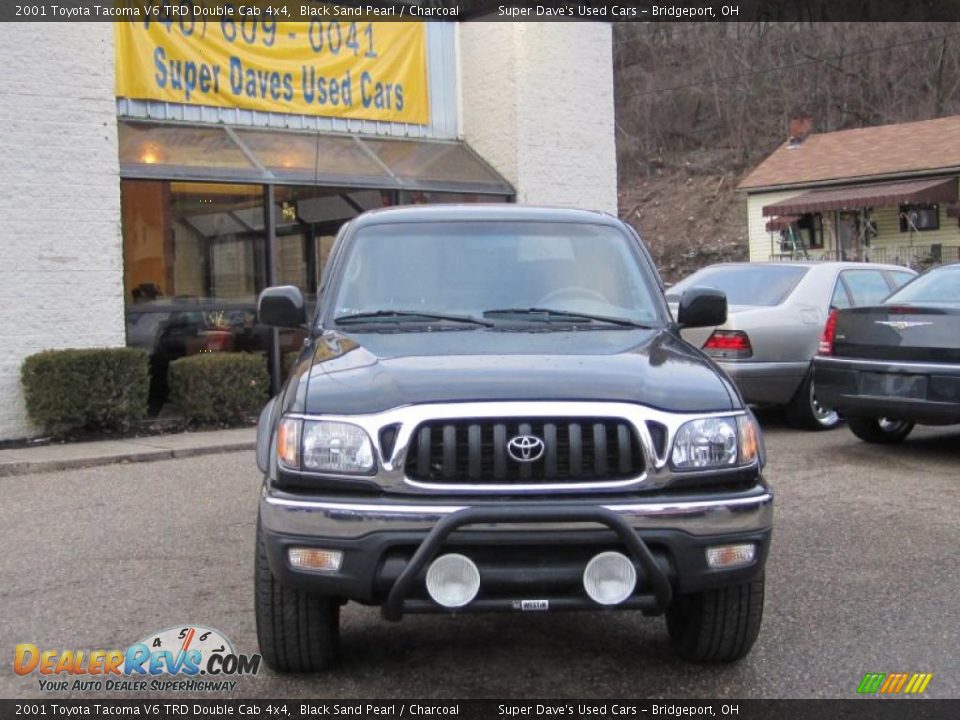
[{"left": 769, "top": 244, "right": 960, "bottom": 268}]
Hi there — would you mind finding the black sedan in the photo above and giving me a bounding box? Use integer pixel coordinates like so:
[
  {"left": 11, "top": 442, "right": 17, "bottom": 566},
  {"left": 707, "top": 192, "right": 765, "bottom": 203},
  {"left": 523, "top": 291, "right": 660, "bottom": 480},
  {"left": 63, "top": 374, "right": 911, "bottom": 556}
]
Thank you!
[{"left": 814, "top": 263, "right": 960, "bottom": 443}]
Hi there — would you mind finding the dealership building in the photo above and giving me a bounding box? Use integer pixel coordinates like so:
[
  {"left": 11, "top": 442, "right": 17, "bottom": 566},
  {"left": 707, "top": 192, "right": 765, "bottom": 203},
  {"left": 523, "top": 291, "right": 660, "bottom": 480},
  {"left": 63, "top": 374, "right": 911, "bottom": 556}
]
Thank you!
[{"left": 0, "top": 20, "right": 617, "bottom": 440}]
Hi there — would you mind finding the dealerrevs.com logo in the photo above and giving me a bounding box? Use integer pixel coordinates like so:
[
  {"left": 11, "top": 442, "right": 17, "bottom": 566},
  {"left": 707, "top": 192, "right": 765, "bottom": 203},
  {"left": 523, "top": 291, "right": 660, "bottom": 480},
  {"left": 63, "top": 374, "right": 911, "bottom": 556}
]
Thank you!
[{"left": 14, "top": 625, "right": 261, "bottom": 693}]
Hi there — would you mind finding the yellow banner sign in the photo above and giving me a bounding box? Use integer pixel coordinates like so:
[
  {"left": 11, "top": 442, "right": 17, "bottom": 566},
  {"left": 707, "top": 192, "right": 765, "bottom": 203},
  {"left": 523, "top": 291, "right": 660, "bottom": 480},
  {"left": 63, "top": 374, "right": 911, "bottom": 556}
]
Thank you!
[{"left": 116, "top": 19, "right": 428, "bottom": 124}]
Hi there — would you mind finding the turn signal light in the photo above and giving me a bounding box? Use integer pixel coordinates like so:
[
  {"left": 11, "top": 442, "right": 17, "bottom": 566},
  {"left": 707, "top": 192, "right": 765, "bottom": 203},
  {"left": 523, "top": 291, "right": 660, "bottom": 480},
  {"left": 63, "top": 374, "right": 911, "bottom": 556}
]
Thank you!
[
  {"left": 736, "top": 414, "right": 761, "bottom": 464},
  {"left": 277, "top": 417, "right": 302, "bottom": 469},
  {"left": 288, "top": 547, "right": 343, "bottom": 573},
  {"left": 702, "top": 330, "right": 753, "bottom": 359},
  {"left": 818, "top": 309, "right": 839, "bottom": 355},
  {"left": 706, "top": 543, "right": 756, "bottom": 569}
]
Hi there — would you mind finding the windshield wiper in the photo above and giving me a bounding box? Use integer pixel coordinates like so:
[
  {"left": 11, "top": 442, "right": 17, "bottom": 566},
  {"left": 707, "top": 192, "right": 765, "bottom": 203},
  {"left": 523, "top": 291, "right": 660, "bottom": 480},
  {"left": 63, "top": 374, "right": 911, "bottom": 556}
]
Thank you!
[
  {"left": 482, "top": 307, "right": 652, "bottom": 328},
  {"left": 334, "top": 310, "right": 494, "bottom": 327}
]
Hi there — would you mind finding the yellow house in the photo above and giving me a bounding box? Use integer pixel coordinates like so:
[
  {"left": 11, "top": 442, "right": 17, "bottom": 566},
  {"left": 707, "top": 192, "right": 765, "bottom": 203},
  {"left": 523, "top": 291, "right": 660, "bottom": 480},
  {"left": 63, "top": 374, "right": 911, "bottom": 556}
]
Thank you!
[{"left": 739, "top": 115, "right": 960, "bottom": 267}]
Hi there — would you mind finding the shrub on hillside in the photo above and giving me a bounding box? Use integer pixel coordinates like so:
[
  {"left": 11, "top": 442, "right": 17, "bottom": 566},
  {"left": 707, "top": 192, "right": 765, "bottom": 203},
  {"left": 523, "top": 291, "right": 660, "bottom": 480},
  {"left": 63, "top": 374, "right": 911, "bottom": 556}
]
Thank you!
[
  {"left": 21, "top": 348, "right": 149, "bottom": 436},
  {"left": 168, "top": 353, "right": 268, "bottom": 426}
]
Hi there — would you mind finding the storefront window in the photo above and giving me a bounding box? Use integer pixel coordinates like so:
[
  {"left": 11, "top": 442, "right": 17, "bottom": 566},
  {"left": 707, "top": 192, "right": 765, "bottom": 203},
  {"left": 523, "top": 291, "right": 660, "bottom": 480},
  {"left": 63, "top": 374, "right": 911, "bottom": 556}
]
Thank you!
[
  {"left": 121, "top": 181, "right": 401, "bottom": 409},
  {"left": 119, "top": 126, "right": 513, "bottom": 411},
  {"left": 271, "top": 186, "right": 393, "bottom": 302},
  {"left": 400, "top": 191, "right": 498, "bottom": 204},
  {"left": 123, "top": 181, "right": 266, "bottom": 304},
  {"left": 122, "top": 181, "right": 271, "bottom": 408}
]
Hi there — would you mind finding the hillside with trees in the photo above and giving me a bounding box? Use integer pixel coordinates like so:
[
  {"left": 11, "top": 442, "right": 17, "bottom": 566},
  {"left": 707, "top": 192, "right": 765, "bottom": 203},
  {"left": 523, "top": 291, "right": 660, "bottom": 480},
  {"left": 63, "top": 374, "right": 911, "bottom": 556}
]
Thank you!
[{"left": 614, "top": 22, "right": 960, "bottom": 280}]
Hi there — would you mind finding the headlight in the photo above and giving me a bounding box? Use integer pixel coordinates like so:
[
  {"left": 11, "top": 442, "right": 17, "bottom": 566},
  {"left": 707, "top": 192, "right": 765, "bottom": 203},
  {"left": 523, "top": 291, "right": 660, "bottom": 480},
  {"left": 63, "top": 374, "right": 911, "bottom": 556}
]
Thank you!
[
  {"left": 276, "top": 418, "right": 375, "bottom": 474},
  {"left": 302, "top": 420, "right": 375, "bottom": 474},
  {"left": 671, "top": 416, "right": 739, "bottom": 469}
]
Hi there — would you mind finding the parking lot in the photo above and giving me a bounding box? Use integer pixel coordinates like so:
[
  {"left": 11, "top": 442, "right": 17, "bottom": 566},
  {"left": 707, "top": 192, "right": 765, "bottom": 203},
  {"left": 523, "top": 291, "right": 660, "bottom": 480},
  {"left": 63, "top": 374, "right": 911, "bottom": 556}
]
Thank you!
[{"left": 2, "top": 415, "right": 957, "bottom": 699}]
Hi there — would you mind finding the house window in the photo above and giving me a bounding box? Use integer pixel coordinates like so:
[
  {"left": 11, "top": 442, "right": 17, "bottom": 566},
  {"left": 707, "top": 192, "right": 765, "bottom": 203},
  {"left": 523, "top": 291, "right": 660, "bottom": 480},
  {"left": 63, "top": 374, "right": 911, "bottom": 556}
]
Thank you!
[
  {"left": 900, "top": 204, "right": 939, "bottom": 232},
  {"left": 798, "top": 213, "right": 824, "bottom": 249}
]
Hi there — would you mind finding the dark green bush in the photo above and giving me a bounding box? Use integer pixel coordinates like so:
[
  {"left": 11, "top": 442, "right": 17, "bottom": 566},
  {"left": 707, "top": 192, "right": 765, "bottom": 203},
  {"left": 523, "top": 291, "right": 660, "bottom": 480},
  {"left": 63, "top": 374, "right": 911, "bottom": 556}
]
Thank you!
[
  {"left": 21, "top": 348, "right": 149, "bottom": 436},
  {"left": 168, "top": 353, "right": 269, "bottom": 426}
]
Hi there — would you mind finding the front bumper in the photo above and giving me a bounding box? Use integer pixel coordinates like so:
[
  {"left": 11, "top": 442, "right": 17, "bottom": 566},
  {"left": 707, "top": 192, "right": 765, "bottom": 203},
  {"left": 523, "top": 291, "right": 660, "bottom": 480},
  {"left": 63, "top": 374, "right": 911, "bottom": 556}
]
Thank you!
[
  {"left": 260, "top": 483, "right": 773, "bottom": 616},
  {"left": 717, "top": 360, "right": 808, "bottom": 406},
  {"left": 814, "top": 356, "right": 960, "bottom": 424}
]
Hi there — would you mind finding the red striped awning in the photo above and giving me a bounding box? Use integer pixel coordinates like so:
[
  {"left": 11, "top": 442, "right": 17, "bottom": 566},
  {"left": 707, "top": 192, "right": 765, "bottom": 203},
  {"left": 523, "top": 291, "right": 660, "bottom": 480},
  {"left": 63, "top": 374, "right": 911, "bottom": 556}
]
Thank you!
[
  {"left": 765, "top": 215, "right": 801, "bottom": 231},
  {"left": 762, "top": 177, "right": 958, "bottom": 216}
]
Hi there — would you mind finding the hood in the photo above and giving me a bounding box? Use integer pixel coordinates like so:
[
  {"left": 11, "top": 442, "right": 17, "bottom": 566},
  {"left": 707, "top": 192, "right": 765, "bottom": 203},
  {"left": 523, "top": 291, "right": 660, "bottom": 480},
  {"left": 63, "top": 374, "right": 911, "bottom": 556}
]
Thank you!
[{"left": 295, "top": 328, "right": 739, "bottom": 415}]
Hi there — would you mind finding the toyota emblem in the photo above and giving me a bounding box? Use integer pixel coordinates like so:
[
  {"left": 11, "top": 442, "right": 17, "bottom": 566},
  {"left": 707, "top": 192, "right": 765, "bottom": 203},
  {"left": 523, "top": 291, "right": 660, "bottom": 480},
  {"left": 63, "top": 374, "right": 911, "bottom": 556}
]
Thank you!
[{"left": 507, "top": 435, "right": 545, "bottom": 463}]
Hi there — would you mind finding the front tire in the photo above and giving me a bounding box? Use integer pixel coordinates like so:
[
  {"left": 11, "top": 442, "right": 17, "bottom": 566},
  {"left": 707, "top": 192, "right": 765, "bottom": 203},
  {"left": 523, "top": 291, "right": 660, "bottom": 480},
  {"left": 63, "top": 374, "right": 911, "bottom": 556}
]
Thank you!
[
  {"left": 666, "top": 576, "right": 764, "bottom": 663},
  {"left": 847, "top": 416, "right": 915, "bottom": 444},
  {"left": 785, "top": 371, "right": 841, "bottom": 431},
  {"left": 255, "top": 518, "right": 340, "bottom": 672}
]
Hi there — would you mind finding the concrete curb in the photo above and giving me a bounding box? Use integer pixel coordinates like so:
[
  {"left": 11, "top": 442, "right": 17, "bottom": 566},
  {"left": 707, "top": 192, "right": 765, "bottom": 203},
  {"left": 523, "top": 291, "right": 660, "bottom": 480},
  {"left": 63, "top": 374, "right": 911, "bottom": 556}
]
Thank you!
[{"left": 0, "top": 430, "right": 256, "bottom": 478}]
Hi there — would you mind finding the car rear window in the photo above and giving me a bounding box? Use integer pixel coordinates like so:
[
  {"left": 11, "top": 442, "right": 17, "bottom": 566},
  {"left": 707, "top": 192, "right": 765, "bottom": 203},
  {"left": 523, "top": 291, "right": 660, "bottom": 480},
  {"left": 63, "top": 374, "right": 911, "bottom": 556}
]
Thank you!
[
  {"left": 886, "top": 265, "right": 960, "bottom": 305},
  {"left": 667, "top": 265, "right": 808, "bottom": 306}
]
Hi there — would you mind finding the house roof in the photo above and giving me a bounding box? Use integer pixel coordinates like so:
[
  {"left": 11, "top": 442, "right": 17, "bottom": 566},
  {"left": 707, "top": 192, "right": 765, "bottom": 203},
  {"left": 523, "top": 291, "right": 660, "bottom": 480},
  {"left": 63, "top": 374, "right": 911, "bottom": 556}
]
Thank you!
[{"left": 738, "top": 115, "right": 960, "bottom": 191}]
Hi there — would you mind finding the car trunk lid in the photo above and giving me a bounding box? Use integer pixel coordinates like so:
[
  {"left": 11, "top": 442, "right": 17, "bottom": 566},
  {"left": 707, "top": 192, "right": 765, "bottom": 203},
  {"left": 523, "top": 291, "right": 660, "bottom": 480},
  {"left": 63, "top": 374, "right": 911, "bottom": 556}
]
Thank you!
[{"left": 833, "top": 304, "right": 960, "bottom": 363}]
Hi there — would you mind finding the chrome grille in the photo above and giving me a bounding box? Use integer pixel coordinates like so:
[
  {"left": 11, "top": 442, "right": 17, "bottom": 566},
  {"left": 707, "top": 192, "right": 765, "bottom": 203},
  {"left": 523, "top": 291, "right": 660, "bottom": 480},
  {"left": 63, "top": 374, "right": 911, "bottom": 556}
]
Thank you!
[{"left": 404, "top": 418, "right": 644, "bottom": 484}]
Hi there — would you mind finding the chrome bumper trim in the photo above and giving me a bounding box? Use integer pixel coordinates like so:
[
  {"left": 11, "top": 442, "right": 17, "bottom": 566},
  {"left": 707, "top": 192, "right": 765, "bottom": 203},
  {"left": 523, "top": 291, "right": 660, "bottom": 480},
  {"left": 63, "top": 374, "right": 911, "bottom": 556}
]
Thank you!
[
  {"left": 280, "top": 400, "right": 753, "bottom": 495},
  {"left": 814, "top": 356, "right": 960, "bottom": 374},
  {"left": 261, "top": 490, "right": 774, "bottom": 539}
]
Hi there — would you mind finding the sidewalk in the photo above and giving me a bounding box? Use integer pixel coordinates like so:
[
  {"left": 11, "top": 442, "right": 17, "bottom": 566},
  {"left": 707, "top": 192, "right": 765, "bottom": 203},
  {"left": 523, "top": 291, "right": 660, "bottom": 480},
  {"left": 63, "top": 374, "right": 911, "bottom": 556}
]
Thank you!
[{"left": 0, "top": 427, "right": 256, "bottom": 477}]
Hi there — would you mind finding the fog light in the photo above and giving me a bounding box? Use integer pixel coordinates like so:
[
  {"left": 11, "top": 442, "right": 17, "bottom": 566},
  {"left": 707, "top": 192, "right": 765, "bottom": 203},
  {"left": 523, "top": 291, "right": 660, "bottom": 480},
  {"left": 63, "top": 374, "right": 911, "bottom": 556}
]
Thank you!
[
  {"left": 583, "top": 552, "right": 637, "bottom": 606},
  {"left": 706, "top": 543, "right": 756, "bottom": 569},
  {"left": 425, "top": 554, "right": 480, "bottom": 608},
  {"left": 288, "top": 547, "right": 343, "bottom": 573}
]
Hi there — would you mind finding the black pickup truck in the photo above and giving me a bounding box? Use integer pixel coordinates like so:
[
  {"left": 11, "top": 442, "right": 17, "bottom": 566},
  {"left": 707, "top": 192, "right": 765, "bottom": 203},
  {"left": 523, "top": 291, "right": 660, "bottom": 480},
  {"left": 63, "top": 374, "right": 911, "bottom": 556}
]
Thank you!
[{"left": 254, "top": 205, "right": 773, "bottom": 671}]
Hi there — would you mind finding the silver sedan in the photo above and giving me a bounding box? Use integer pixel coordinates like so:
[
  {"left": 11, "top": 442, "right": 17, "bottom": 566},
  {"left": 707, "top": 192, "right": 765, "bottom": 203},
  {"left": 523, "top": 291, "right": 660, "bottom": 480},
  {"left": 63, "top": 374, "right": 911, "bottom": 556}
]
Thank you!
[{"left": 667, "top": 262, "right": 916, "bottom": 429}]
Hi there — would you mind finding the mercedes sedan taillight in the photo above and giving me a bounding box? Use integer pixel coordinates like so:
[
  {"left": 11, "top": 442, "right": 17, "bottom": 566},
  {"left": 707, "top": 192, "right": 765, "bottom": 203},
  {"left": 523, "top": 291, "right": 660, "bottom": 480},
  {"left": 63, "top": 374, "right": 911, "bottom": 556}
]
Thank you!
[{"left": 702, "top": 330, "right": 753, "bottom": 359}]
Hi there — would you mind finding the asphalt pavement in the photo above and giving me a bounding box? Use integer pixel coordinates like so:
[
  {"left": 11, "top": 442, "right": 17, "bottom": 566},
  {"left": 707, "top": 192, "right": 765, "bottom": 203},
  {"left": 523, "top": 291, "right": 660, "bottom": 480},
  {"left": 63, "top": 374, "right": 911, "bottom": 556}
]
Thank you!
[{"left": 1, "top": 415, "right": 958, "bottom": 699}]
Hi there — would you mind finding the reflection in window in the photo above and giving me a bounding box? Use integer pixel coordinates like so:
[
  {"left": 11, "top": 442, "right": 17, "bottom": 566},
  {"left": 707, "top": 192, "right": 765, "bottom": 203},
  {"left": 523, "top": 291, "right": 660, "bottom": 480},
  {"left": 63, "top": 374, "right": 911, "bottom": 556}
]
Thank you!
[
  {"left": 122, "top": 181, "right": 266, "bottom": 305},
  {"left": 271, "top": 186, "right": 392, "bottom": 301},
  {"left": 121, "top": 182, "right": 399, "bottom": 408}
]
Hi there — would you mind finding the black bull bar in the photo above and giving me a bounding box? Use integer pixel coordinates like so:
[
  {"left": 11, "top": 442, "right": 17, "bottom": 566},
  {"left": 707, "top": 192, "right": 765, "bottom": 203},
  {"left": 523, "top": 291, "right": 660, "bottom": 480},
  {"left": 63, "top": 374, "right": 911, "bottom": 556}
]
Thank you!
[{"left": 382, "top": 505, "right": 674, "bottom": 621}]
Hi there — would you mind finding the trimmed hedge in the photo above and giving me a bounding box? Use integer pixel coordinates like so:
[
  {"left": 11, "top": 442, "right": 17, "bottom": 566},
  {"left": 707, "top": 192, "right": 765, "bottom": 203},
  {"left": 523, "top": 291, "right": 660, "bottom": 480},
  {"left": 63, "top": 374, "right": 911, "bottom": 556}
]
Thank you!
[
  {"left": 168, "top": 353, "right": 269, "bottom": 426},
  {"left": 21, "top": 348, "right": 149, "bottom": 436}
]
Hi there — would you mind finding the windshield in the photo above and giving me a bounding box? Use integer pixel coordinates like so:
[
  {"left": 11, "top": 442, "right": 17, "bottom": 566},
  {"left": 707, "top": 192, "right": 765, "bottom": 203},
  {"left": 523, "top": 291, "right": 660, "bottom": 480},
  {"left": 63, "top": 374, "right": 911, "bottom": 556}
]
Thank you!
[
  {"left": 328, "top": 221, "right": 666, "bottom": 327},
  {"left": 666, "top": 265, "right": 808, "bottom": 307},
  {"left": 885, "top": 265, "right": 960, "bottom": 305}
]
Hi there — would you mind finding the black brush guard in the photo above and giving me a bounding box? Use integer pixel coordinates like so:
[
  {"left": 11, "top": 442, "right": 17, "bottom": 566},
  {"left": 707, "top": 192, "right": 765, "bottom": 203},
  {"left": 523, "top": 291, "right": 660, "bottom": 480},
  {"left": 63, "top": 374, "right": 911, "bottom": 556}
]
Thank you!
[{"left": 381, "top": 505, "right": 673, "bottom": 621}]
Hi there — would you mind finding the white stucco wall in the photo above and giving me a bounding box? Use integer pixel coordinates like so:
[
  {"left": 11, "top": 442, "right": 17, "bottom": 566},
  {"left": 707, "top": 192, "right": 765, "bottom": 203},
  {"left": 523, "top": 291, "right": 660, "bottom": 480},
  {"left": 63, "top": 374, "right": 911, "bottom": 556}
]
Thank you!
[
  {"left": 458, "top": 22, "right": 617, "bottom": 214},
  {"left": 0, "top": 23, "right": 125, "bottom": 440}
]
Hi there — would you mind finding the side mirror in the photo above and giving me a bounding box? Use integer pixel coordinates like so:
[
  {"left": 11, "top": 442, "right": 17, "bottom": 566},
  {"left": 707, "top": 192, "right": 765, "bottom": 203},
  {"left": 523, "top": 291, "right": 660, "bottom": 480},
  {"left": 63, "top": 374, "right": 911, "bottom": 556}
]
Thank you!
[
  {"left": 258, "top": 285, "right": 306, "bottom": 328},
  {"left": 677, "top": 287, "right": 727, "bottom": 328}
]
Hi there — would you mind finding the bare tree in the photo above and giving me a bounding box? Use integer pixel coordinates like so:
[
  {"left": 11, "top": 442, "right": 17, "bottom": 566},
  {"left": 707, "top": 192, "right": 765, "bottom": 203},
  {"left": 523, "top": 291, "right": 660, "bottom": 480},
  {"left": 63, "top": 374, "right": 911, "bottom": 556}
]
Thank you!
[{"left": 614, "top": 22, "right": 960, "bottom": 180}]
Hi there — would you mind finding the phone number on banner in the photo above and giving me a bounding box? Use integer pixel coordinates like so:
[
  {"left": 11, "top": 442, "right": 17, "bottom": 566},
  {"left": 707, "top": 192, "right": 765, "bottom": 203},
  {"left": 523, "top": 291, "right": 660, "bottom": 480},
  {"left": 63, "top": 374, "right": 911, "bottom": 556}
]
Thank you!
[{"left": 143, "top": 15, "right": 383, "bottom": 59}]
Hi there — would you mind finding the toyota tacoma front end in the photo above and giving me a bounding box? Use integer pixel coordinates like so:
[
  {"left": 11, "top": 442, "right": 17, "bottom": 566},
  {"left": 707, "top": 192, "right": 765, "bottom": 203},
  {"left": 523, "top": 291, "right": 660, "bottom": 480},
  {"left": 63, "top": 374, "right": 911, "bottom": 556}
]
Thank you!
[{"left": 253, "top": 205, "right": 773, "bottom": 671}]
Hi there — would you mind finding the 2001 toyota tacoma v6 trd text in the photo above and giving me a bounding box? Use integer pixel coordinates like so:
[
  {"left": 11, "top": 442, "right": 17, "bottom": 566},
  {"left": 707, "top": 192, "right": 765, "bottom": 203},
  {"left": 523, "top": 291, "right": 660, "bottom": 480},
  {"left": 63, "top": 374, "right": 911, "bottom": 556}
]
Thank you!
[{"left": 254, "top": 205, "right": 773, "bottom": 671}]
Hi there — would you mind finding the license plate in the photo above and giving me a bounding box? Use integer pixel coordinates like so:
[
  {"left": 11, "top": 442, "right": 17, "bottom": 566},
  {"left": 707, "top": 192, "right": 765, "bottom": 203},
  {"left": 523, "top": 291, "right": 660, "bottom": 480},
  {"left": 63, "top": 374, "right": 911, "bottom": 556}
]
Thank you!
[{"left": 860, "top": 372, "right": 927, "bottom": 399}]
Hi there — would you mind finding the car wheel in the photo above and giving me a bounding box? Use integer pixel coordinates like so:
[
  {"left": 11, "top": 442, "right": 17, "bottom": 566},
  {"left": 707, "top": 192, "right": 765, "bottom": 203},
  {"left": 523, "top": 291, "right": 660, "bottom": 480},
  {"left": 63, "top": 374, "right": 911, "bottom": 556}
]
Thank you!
[
  {"left": 255, "top": 517, "right": 340, "bottom": 672},
  {"left": 785, "top": 371, "right": 842, "bottom": 431},
  {"left": 665, "top": 576, "right": 764, "bottom": 663},
  {"left": 847, "top": 416, "right": 915, "bottom": 444}
]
